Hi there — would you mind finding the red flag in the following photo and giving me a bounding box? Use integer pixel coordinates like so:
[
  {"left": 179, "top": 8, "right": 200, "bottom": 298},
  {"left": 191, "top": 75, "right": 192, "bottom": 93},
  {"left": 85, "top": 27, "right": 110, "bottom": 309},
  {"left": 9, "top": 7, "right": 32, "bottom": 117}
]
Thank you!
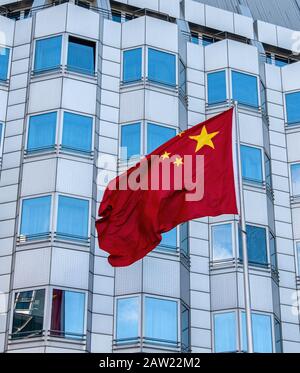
[{"left": 96, "top": 108, "right": 238, "bottom": 266}]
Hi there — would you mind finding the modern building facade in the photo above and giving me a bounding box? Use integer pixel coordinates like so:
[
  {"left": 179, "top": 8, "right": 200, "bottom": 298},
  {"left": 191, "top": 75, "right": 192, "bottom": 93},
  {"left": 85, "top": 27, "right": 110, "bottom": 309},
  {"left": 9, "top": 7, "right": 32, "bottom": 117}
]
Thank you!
[{"left": 0, "top": 0, "right": 300, "bottom": 353}]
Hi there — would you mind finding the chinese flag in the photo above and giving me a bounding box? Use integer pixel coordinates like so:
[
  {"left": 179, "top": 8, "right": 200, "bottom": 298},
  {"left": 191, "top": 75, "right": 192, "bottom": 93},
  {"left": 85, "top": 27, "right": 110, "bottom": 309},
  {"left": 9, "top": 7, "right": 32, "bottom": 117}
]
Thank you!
[{"left": 96, "top": 108, "right": 238, "bottom": 266}]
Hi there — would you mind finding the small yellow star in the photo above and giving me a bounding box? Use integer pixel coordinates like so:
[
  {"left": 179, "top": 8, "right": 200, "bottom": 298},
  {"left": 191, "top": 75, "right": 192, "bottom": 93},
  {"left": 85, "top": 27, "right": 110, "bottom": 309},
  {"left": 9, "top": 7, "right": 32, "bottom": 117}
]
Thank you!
[
  {"left": 189, "top": 125, "right": 219, "bottom": 153},
  {"left": 174, "top": 157, "right": 183, "bottom": 167},
  {"left": 161, "top": 151, "right": 171, "bottom": 160},
  {"left": 177, "top": 131, "right": 185, "bottom": 137}
]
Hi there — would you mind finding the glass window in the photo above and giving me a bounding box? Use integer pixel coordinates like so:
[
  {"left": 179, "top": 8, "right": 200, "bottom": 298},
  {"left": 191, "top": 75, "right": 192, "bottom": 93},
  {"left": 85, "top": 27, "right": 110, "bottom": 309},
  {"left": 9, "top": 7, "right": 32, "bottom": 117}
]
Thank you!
[
  {"left": 27, "top": 112, "right": 57, "bottom": 152},
  {"left": 147, "top": 123, "right": 176, "bottom": 153},
  {"left": 232, "top": 71, "right": 259, "bottom": 108},
  {"left": 67, "top": 36, "right": 95, "bottom": 75},
  {"left": 242, "top": 312, "right": 273, "bottom": 353},
  {"left": 286, "top": 92, "right": 300, "bottom": 125},
  {"left": 12, "top": 289, "right": 45, "bottom": 339},
  {"left": 207, "top": 71, "right": 227, "bottom": 105},
  {"left": 112, "top": 11, "right": 122, "bottom": 23},
  {"left": 213, "top": 312, "right": 237, "bottom": 352},
  {"left": 121, "top": 123, "right": 141, "bottom": 160},
  {"left": 62, "top": 112, "right": 93, "bottom": 153},
  {"left": 241, "top": 145, "right": 263, "bottom": 183},
  {"left": 202, "top": 35, "right": 215, "bottom": 46},
  {"left": 34, "top": 36, "right": 62, "bottom": 73},
  {"left": 181, "top": 304, "right": 190, "bottom": 352},
  {"left": 148, "top": 48, "right": 176, "bottom": 87},
  {"left": 116, "top": 297, "right": 139, "bottom": 342},
  {"left": 291, "top": 163, "right": 300, "bottom": 197},
  {"left": 275, "top": 56, "right": 288, "bottom": 67},
  {"left": 57, "top": 196, "right": 89, "bottom": 240},
  {"left": 145, "top": 297, "right": 178, "bottom": 344},
  {"left": 123, "top": 48, "right": 142, "bottom": 83},
  {"left": 51, "top": 289, "right": 85, "bottom": 339},
  {"left": 0, "top": 47, "right": 10, "bottom": 81},
  {"left": 297, "top": 242, "right": 300, "bottom": 276},
  {"left": 20, "top": 196, "right": 51, "bottom": 239},
  {"left": 240, "top": 225, "right": 268, "bottom": 266},
  {"left": 211, "top": 224, "right": 233, "bottom": 261},
  {"left": 158, "top": 228, "right": 177, "bottom": 251},
  {"left": 191, "top": 33, "right": 199, "bottom": 44}
]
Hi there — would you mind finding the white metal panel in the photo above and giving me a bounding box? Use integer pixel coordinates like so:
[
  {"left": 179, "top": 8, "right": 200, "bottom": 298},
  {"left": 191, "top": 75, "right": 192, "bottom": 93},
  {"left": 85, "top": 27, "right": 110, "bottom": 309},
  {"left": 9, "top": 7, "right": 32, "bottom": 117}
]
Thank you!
[
  {"left": 244, "top": 190, "right": 268, "bottom": 225},
  {"left": 56, "top": 158, "right": 93, "bottom": 198},
  {"left": 90, "top": 334, "right": 112, "bottom": 353},
  {"left": 204, "top": 40, "right": 228, "bottom": 72},
  {"left": 0, "top": 90, "right": 8, "bottom": 122},
  {"left": 292, "top": 208, "right": 300, "bottom": 240},
  {"left": 146, "top": 16, "right": 178, "bottom": 53},
  {"left": 233, "top": 13, "right": 254, "bottom": 39},
  {"left": 62, "top": 79, "right": 97, "bottom": 115},
  {"left": 265, "top": 63, "right": 282, "bottom": 91},
  {"left": 159, "top": 0, "right": 180, "bottom": 19},
  {"left": 13, "top": 18, "right": 32, "bottom": 46},
  {"left": 91, "top": 314, "right": 113, "bottom": 334},
  {"left": 92, "top": 294, "right": 113, "bottom": 315},
  {"left": 12, "top": 44, "right": 30, "bottom": 61},
  {"left": 21, "top": 159, "right": 57, "bottom": 197},
  {"left": 35, "top": 3, "right": 68, "bottom": 38},
  {"left": 184, "top": 0, "right": 205, "bottom": 26},
  {"left": 145, "top": 90, "right": 178, "bottom": 125},
  {"left": 50, "top": 248, "right": 89, "bottom": 289},
  {"left": 211, "top": 273, "right": 237, "bottom": 310},
  {"left": 103, "top": 19, "right": 121, "bottom": 48},
  {"left": 143, "top": 256, "right": 180, "bottom": 297},
  {"left": 187, "top": 42, "right": 204, "bottom": 71},
  {"left": 286, "top": 132, "right": 300, "bottom": 162},
  {"left": 13, "top": 248, "right": 51, "bottom": 288},
  {"left": 256, "top": 20, "right": 277, "bottom": 47},
  {"left": 191, "top": 309, "right": 211, "bottom": 329},
  {"left": 228, "top": 40, "right": 259, "bottom": 74},
  {"left": 66, "top": 3, "right": 100, "bottom": 39},
  {"left": 239, "top": 113, "right": 264, "bottom": 146},
  {"left": 8, "top": 89, "right": 26, "bottom": 106},
  {"left": 115, "top": 260, "right": 142, "bottom": 295},
  {"left": 281, "top": 61, "right": 300, "bottom": 92},
  {"left": 205, "top": 5, "right": 234, "bottom": 33},
  {"left": 121, "top": 16, "right": 145, "bottom": 49},
  {"left": 0, "top": 15, "right": 14, "bottom": 47},
  {"left": 276, "top": 26, "right": 296, "bottom": 51},
  {"left": 29, "top": 78, "right": 62, "bottom": 114}
]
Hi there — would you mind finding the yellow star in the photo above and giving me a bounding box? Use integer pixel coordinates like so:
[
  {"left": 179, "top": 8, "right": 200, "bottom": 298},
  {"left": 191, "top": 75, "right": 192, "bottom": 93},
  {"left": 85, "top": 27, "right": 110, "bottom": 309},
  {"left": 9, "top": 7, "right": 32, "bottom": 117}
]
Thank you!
[
  {"left": 177, "top": 131, "right": 185, "bottom": 137},
  {"left": 189, "top": 126, "right": 219, "bottom": 153},
  {"left": 161, "top": 151, "right": 171, "bottom": 160},
  {"left": 174, "top": 157, "right": 183, "bottom": 167}
]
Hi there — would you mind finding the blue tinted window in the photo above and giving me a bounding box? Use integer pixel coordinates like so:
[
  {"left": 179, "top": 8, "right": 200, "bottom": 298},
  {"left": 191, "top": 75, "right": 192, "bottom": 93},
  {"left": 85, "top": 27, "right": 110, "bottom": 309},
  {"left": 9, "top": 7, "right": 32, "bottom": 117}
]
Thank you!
[
  {"left": 121, "top": 123, "right": 141, "bottom": 160},
  {"left": 291, "top": 164, "right": 300, "bottom": 197},
  {"left": 212, "top": 224, "right": 233, "bottom": 261},
  {"left": 20, "top": 196, "right": 51, "bottom": 238},
  {"left": 159, "top": 228, "right": 177, "bottom": 251},
  {"left": 62, "top": 112, "right": 92, "bottom": 153},
  {"left": 147, "top": 123, "right": 176, "bottom": 153},
  {"left": 51, "top": 289, "right": 85, "bottom": 339},
  {"left": 286, "top": 92, "right": 300, "bottom": 125},
  {"left": 67, "top": 36, "right": 95, "bottom": 75},
  {"left": 240, "top": 225, "right": 268, "bottom": 266},
  {"left": 191, "top": 34, "right": 199, "bottom": 44},
  {"left": 275, "top": 57, "right": 288, "bottom": 67},
  {"left": 241, "top": 145, "right": 263, "bottom": 183},
  {"left": 148, "top": 48, "right": 176, "bottom": 87},
  {"left": 0, "top": 47, "right": 10, "bottom": 81},
  {"left": 214, "top": 312, "right": 236, "bottom": 352},
  {"left": 112, "top": 11, "right": 122, "bottom": 23},
  {"left": 116, "top": 297, "right": 139, "bottom": 341},
  {"left": 145, "top": 297, "right": 177, "bottom": 344},
  {"left": 242, "top": 312, "right": 273, "bottom": 353},
  {"left": 57, "top": 196, "right": 89, "bottom": 240},
  {"left": 202, "top": 35, "right": 214, "bottom": 46},
  {"left": 232, "top": 71, "right": 259, "bottom": 108},
  {"left": 34, "top": 36, "right": 62, "bottom": 73},
  {"left": 123, "top": 48, "right": 142, "bottom": 83},
  {"left": 207, "top": 71, "right": 227, "bottom": 105},
  {"left": 27, "top": 112, "right": 57, "bottom": 152}
]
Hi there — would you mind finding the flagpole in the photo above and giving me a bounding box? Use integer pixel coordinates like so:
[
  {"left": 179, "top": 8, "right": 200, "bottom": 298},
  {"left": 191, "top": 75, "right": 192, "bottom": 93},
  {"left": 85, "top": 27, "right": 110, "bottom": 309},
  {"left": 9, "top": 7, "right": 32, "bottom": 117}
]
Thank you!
[{"left": 234, "top": 101, "right": 254, "bottom": 353}]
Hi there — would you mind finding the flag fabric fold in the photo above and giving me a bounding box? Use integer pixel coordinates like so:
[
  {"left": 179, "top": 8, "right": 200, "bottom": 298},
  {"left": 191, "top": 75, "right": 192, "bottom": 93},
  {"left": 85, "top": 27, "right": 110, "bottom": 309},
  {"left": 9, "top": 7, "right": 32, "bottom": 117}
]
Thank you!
[{"left": 96, "top": 108, "right": 238, "bottom": 267}]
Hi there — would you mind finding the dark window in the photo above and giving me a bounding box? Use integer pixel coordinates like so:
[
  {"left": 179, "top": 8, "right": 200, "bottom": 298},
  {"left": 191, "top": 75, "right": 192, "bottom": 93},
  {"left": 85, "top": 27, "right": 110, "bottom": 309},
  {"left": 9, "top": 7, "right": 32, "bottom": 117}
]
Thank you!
[{"left": 67, "top": 36, "right": 96, "bottom": 75}]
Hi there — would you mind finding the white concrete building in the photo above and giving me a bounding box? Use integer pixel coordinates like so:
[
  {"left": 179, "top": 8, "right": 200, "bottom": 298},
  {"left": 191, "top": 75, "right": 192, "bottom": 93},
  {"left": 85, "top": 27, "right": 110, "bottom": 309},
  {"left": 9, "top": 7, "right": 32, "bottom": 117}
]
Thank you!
[{"left": 0, "top": 0, "right": 300, "bottom": 353}]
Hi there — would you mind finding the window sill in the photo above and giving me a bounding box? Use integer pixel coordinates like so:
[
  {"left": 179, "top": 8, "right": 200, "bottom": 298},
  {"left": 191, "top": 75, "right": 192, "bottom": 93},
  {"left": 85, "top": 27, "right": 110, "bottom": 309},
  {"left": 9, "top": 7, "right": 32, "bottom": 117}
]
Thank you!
[
  {"left": 210, "top": 258, "right": 272, "bottom": 274},
  {"left": 17, "top": 233, "right": 52, "bottom": 245},
  {"left": 113, "top": 337, "right": 181, "bottom": 352},
  {"left": 285, "top": 123, "right": 300, "bottom": 132},
  {"left": 291, "top": 196, "right": 300, "bottom": 206},
  {"left": 54, "top": 232, "right": 90, "bottom": 246},
  {"left": 0, "top": 79, "right": 9, "bottom": 88}
]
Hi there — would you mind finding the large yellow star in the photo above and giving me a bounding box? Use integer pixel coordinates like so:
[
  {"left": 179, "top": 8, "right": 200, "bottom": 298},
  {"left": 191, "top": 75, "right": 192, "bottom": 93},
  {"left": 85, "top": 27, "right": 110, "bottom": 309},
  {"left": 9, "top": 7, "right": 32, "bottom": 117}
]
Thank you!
[
  {"left": 161, "top": 151, "right": 171, "bottom": 160},
  {"left": 189, "top": 126, "right": 219, "bottom": 153}
]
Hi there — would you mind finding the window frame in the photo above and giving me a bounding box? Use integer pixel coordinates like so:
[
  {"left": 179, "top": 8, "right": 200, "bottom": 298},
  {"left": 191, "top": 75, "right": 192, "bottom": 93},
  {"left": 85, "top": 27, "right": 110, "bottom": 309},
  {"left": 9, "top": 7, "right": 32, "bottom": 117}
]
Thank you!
[
  {"left": 0, "top": 45, "right": 12, "bottom": 82},
  {"left": 60, "top": 110, "right": 94, "bottom": 156},
  {"left": 240, "top": 143, "right": 265, "bottom": 185},
  {"left": 48, "top": 286, "right": 88, "bottom": 341},
  {"left": 10, "top": 287, "right": 48, "bottom": 340},
  {"left": 122, "top": 46, "right": 144, "bottom": 84},
  {"left": 114, "top": 295, "right": 141, "bottom": 344},
  {"left": 206, "top": 69, "right": 229, "bottom": 106},
  {"left": 142, "top": 294, "right": 180, "bottom": 347},
  {"left": 230, "top": 69, "right": 260, "bottom": 109},
  {"left": 210, "top": 222, "right": 236, "bottom": 263},
  {"left": 284, "top": 90, "right": 300, "bottom": 127},
  {"left": 290, "top": 162, "right": 300, "bottom": 199},
  {"left": 25, "top": 110, "right": 59, "bottom": 155},
  {"left": 242, "top": 223, "right": 270, "bottom": 268},
  {"left": 146, "top": 46, "right": 178, "bottom": 88},
  {"left": 212, "top": 310, "right": 240, "bottom": 353},
  {"left": 18, "top": 194, "right": 53, "bottom": 242},
  {"left": 54, "top": 193, "right": 91, "bottom": 243},
  {"left": 66, "top": 34, "right": 97, "bottom": 77},
  {"left": 32, "top": 34, "right": 64, "bottom": 75}
]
